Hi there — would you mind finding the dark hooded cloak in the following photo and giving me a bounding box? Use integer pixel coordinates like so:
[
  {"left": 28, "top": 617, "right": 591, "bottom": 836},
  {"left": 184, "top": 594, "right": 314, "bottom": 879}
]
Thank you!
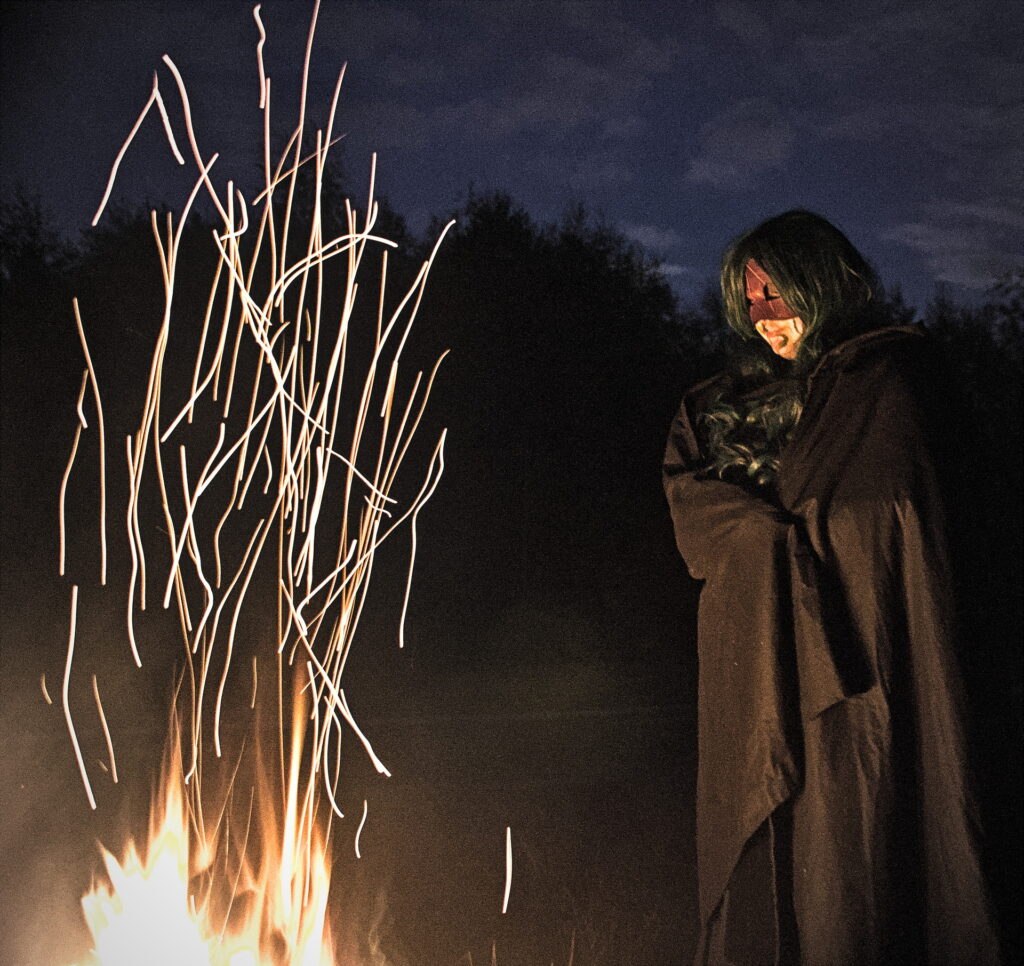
[{"left": 663, "top": 325, "right": 1000, "bottom": 966}]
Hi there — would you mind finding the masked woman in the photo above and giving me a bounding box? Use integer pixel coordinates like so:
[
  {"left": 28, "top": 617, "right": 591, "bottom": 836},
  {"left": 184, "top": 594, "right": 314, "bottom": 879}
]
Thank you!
[{"left": 663, "top": 210, "right": 1000, "bottom": 966}]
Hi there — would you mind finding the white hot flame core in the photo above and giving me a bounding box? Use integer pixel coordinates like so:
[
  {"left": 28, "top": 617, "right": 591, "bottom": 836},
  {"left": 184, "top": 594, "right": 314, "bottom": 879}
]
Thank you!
[{"left": 73, "top": 700, "right": 336, "bottom": 966}]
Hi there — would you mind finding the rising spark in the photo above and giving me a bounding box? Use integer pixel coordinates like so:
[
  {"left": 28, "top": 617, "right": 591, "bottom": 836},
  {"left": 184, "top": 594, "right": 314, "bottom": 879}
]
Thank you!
[
  {"left": 62, "top": 585, "right": 96, "bottom": 810},
  {"left": 354, "top": 799, "right": 368, "bottom": 859},
  {"left": 72, "top": 300, "right": 107, "bottom": 585},
  {"left": 92, "top": 72, "right": 185, "bottom": 226},
  {"left": 58, "top": 422, "right": 83, "bottom": 577},
  {"left": 92, "top": 674, "right": 119, "bottom": 784},
  {"left": 503, "top": 826, "right": 512, "bottom": 914}
]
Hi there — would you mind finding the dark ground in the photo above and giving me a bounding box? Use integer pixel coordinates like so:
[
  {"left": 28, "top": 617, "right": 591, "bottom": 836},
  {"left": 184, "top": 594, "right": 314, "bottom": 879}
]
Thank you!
[{"left": 0, "top": 591, "right": 699, "bottom": 966}]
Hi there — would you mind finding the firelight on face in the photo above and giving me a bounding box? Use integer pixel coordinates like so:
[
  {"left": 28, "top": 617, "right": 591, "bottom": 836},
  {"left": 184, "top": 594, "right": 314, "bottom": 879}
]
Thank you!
[{"left": 745, "top": 259, "right": 805, "bottom": 360}]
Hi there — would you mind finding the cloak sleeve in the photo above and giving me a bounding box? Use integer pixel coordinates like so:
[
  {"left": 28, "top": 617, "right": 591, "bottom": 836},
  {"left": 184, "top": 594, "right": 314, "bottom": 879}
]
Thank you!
[{"left": 662, "top": 378, "right": 868, "bottom": 942}]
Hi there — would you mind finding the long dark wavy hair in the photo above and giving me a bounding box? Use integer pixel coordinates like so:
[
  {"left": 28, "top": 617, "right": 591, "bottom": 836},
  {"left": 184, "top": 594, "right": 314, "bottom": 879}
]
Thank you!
[{"left": 701, "top": 210, "right": 881, "bottom": 490}]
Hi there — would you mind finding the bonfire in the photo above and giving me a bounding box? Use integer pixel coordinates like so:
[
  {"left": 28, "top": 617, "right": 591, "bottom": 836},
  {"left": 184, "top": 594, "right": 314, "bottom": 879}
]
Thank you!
[{"left": 47, "top": 3, "right": 483, "bottom": 962}]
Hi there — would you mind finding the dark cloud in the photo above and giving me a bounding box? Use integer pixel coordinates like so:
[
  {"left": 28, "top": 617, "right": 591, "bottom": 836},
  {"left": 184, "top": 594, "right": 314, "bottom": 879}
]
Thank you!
[
  {"left": 620, "top": 222, "right": 684, "bottom": 250},
  {"left": 685, "top": 98, "right": 795, "bottom": 188},
  {"left": 882, "top": 200, "right": 1024, "bottom": 289},
  {"left": 686, "top": 0, "right": 1024, "bottom": 290},
  {"left": 566, "top": 153, "right": 635, "bottom": 190},
  {"left": 713, "top": 0, "right": 771, "bottom": 45},
  {"left": 1, "top": 0, "right": 1020, "bottom": 305},
  {"left": 656, "top": 262, "right": 695, "bottom": 279}
]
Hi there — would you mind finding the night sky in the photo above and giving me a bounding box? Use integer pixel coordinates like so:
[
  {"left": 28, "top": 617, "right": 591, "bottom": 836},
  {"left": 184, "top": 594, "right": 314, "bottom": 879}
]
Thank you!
[
  {"left": 2, "top": 0, "right": 1022, "bottom": 308},
  {"left": 1, "top": 2, "right": 1022, "bottom": 965}
]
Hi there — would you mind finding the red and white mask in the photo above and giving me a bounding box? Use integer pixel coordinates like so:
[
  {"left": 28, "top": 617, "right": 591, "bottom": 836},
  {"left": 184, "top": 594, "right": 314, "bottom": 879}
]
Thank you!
[{"left": 744, "top": 258, "right": 805, "bottom": 360}]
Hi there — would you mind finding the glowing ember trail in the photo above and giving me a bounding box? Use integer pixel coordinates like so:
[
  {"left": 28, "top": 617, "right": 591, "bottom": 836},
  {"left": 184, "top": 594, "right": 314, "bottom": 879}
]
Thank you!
[
  {"left": 55, "top": 2, "right": 451, "bottom": 962},
  {"left": 502, "top": 827, "right": 512, "bottom": 915}
]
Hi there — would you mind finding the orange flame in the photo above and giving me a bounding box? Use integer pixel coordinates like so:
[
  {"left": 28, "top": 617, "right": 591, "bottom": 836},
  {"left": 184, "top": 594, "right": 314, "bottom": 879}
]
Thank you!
[{"left": 72, "top": 691, "right": 337, "bottom": 966}]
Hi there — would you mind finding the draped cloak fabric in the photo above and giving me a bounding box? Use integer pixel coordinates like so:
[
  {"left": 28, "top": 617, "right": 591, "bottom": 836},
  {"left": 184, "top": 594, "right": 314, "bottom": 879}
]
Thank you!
[{"left": 663, "top": 326, "right": 1000, "bottom": 966}]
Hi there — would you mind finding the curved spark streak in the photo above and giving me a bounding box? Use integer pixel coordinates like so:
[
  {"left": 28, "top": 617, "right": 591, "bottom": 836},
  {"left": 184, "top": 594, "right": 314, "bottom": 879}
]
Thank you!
[
  {"left": 262, "top": 445, "right": 274, "bottom": 493},
  {"left": 399, "top": 428, "right": 447, "bottom": 648},
  {"left": 74, "top": 369, "right": 89, "bottom": 428},
  {"left": 503, "top": 826, "right": 512, "bottom": 914},
  {"left": 251, "top": 134, "right": 347, "bottom": 207},
  {"left": 58, "top": 422, "right": 82, "bottom": 577},
  {"left": 72, "top": 300, "right": 107, "bottom": 585},
  {"left": 337, "top": 689, "right": 390, "bottom": 777},
  {"left": 124, "top": 435, "right": 144, "bottom": 667},
  {"left": 355, "top": 799, "right": 368, "bottom": 859},
  {"left": 253, "top": 4, "right": 268, "bottom": 109},
  {"left": 273, "top": 0, "right": 320, "bottom": 282},
  {"left": 92, "top": 72, "right": 184, "bottom": 225},
  {"left": 178, "top": 429, "right": 225, "bottom": 651},
  {"left": 159, "top": 55, "right": 230, "bottom": 225},
  {"left": 62, "top": 586, "right": 96, "bottom": 809},
  {"left": 299, "top": 640, "right": 391, "bottom": 778},
  {"left": 271, "top": 230, "right": 398, "bottom": 309},
  {"left": 218, "top": 183, "right": 250, "bottom": 242},
  {"left": 324, "top": 717, "right": 346, "bottom": 821},
  {"left": 291, "top": 539, "right": 358, "bottom": 626},
  {"left": 92, "top": 674, "right": 119, "bottom": 783},
  {"left": 40, "top": 674, "right": 52, "bottom": 705},
  {"left": 212, "top": 508, "right": 280, "bottom": 757}
]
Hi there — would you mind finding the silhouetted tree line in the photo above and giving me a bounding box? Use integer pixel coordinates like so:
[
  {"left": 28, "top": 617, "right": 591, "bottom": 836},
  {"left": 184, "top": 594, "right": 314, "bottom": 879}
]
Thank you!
[{"left": 2, "top": 184, "right": 1021, "bottom": 668}]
